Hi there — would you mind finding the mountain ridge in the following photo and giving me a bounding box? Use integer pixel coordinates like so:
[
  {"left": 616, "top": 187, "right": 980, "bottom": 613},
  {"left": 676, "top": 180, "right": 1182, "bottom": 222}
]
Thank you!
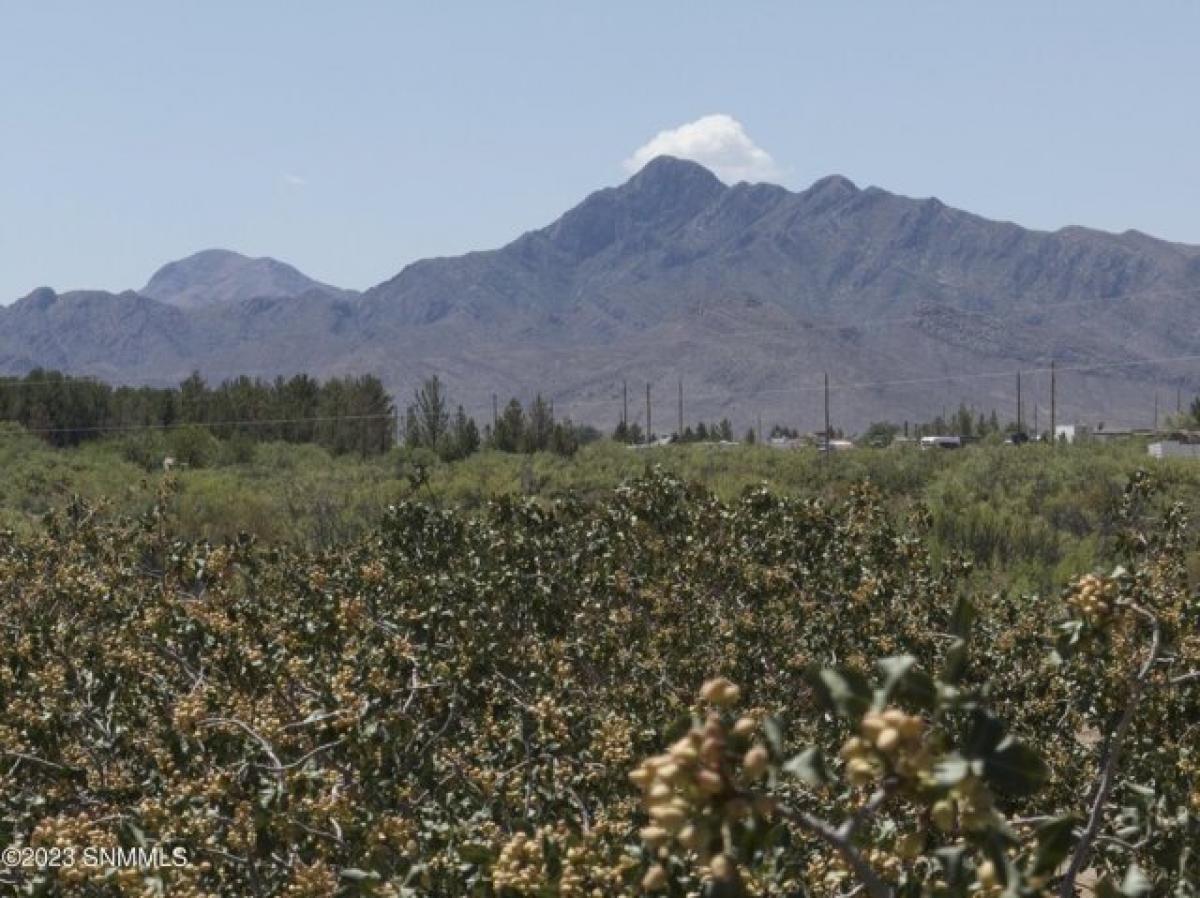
[
  {"left": 2, "top": 156, "right": 1198, "bottom": 431},
  {"left": 140, "top": 248, "right": 355, "bottom": 310}
]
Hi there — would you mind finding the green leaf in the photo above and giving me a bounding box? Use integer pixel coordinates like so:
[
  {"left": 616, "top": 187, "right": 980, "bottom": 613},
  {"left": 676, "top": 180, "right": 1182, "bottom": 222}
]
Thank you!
[
  {"left": 762, "top": 716, "right": 785, "bottom": 756},
  {"left": 806, "top": 665, "right": 871, "bottom": 719},
  {"left": 983, "top": 736, "right": 1048, "bottom": 797},
  {"left": 950, "top": 596, "right": 976, "bottom": 639},
  {"left": 935, "top": 844, "right": 970, "bottom": 888},
  {"left": 875, "top": 655, "right": 936, "bottom": 709},
  {"left": 783, "top": 747, "right": 831, "bottom": 786},
  {"left": 543, "top": 832, "right": 562, "bottom": 879},
  {"left": 339, "top": 868, "right": 380, "bottom": 882},
  {"left": 1028, "top": 816, "right": 1078, "bottom": 877},
  {"left": 942, "top": 638, "right": 969, "bottom": 683},
  {"left": 122, "top": 821, "right": 148, "bottom": 849},
  {"left": 895, "top": 667, "right": 937, "bottom": 709},
  {"left": 662, "top": 712, "right": 694, "bottom": 743},
  {"left": 1121, "top": 864, "right": 1153, "bottom": 898},
  {"left": 877, "top": 654, "right": 917, "bottom": 687},
  {"left": 933, "top": 753, "right": 970, "bottom": 788},
  {"left": 964, "top": 710, "right": 1008, "bottom": 758}
]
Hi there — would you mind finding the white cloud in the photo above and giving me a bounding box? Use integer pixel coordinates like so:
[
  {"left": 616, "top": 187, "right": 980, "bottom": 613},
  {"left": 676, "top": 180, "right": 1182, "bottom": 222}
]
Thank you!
[
  {"left": 281, "top": 171, "right": 308, "bottom": 187},
  {"left": 623, "top": 114, "right": 780, "bottom": 183}
]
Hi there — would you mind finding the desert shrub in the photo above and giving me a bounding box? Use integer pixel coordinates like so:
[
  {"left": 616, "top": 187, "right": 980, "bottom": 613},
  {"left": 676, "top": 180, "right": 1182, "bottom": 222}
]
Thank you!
[
  {"left": 117, "top": 431, "right": 169, "bottom": 471},
  {"left": 0, "top": 470, "right": 1196, "bottom": 896},
  {"left": 167, "top": 424, "right": 221, "bottom": 469},
  {"left": 217, "top": 432, "right": 259, "bottom": 466}
]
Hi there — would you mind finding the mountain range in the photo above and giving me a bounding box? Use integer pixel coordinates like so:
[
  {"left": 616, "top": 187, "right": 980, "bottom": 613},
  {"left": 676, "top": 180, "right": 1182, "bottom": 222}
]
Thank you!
[{"left": 4, "top": 155, "right": 1198, "bottom": 432}]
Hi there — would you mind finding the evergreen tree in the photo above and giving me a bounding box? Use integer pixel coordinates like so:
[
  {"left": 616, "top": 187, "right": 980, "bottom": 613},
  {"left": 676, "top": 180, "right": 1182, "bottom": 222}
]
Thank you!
[
  {"left": 449, "top": 406, "right": 480, "bottom": 460},
  {"left": 409, "top": 376, "right": 450, "bottom": 451},
  {"left": 862, "top": 421, "right": 899, "bottom": 447},
  {"left": 954, "top": 403, "right": 974, "bottom": 437},
  {"left": 550, "top": 421, "right": 579, "bottom": 457},
  {"left": 493, "top": 399, "right": 525, "bottom": 452},
  {"left": 179, "top": 372, "right": 208, "bottom": 426},
  {"left": 525, "top": 394, "right": 555, "bottom": 452}
]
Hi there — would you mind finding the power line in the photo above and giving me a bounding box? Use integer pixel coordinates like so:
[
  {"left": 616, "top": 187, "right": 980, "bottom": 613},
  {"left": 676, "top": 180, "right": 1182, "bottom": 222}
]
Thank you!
[
  {"left": 552, "top": 351, "right": 1200, "bottom": 413},
  {"left": 4, "top": 349, "right": 1200, "bottom": 436}
]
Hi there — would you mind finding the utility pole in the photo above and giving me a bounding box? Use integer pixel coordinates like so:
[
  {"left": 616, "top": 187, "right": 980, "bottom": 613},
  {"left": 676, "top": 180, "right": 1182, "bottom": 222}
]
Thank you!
[
  {"left": 1034, "top": 404, "right": 1038, "bottom": 438},
  {"left": 1050, "top": 361, "right": 1056, "bottom": 446},
  {"left": 645, "top": 382, "right": 651, "bottom": 444},
  {"left": 823, "top": 372, "right": 830, "bottom": 461},
  {"left": 622, "top": 380, "right": 628, "bottom": 428},
  {"left": 1154, "top": 392, "right": 1159, "bottom": 432},
  {"left": 1177, "top": 386, "right": 1182, "bottom": 416},
  {"left": 757, "top": 413, "right": 762, "bottom": 444},
  {"left": 492, "top": 393, "right": 498, "bottom": 430},
  {"left": 1016, "top": 371, "right": 1023, "bottom": 433},
  {"left": 678, "top": 378, "right": 683, "bottom": 438}
]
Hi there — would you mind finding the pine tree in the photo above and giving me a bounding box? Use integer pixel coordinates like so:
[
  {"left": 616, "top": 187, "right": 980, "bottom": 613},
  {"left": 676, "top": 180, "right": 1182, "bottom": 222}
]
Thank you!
[
  {"left": 525, "top": 394, "right": 555, "bottom": 452},
  {"left": 550, "top": 421, "right": 579, "bottom": 457},
  {"left": 493, "top": 399, "right": 525, "bottom": 452},
  {"left": 450, "top": 406, "right": 480, "bottom": 459},
  {"left": 412, "top": 376, "right": 450, "bottom": 451}
]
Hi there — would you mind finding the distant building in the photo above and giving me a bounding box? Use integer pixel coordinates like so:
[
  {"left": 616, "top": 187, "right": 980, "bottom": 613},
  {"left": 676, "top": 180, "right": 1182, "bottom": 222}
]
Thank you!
[
  {"left": 1054, "top": 424, "right": 1087, "bottom": 444},
  {"left": 1091, "top": 428, "right": 1153, "bottom": 442},
  {"left": 767, "top": 437, "right": 805, "bottom": 450},
  {"left": 920, "top": 435, "right": 962, "bottom": 450},
  {"left": 1149, "top": 441, "right": 1200, "bottom": 459},
  {"left": 625, "top": 435, "right": 675, "bottom": 450}
]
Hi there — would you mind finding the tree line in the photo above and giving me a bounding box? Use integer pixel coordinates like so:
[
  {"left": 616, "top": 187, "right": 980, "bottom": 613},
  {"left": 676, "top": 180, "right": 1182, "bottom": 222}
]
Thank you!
[
  {"left": 0, "top": 369, "right": 395, "bottom": 455},
  {"left": 403, "top": 376, "right": 599, "bottom": 460},
  {"left": 613, "top": 417, "right": 739, "bottom": 445}
]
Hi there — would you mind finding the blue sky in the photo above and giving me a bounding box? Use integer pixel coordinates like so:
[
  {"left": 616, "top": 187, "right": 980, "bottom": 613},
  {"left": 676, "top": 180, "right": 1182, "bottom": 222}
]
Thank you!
[{"left": 2, "top": 2, "right": 1198, "bottom": 301}]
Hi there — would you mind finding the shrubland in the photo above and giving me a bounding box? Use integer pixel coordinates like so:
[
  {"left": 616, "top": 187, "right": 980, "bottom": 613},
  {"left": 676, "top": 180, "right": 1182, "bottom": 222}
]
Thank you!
[
  {"left": 0, "top": 465, "right": 1196, "bottom": 897},
  {"left": 4, "top": 429, "right": 1200, "bottom": 594}
]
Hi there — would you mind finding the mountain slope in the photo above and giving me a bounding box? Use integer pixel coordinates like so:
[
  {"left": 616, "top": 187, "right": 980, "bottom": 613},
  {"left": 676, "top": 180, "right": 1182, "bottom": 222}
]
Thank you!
[
  {"left": 141, "top": 249, "right": 352, "bottom": 310},
  {"left": 3, "top": 156, "right": 1199, "bottom": 431}
]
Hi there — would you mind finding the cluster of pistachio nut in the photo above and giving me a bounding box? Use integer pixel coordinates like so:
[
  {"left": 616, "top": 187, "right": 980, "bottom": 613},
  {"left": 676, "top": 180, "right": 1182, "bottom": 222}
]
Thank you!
[
  {"left": 629, "top": 678, "right": 769, "bottom": 892},
  {"left": 840, "top": 707, "right": 930, "bottom": 786},
  {"left": 1067, "top": 573, "right": 1116, "bottom": 622}
]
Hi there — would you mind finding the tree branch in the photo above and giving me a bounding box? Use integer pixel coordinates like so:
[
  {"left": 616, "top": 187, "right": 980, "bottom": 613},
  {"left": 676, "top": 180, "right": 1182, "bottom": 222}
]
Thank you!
[
  {"left": 838, "top": 777, "right": 899, "bottom": 841},
  {"left": 772, "top": 798, "right": 893, "bottom": 898},
  {"left": 1058, "top": 604, "right": 1160, "bottom": 898}
]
